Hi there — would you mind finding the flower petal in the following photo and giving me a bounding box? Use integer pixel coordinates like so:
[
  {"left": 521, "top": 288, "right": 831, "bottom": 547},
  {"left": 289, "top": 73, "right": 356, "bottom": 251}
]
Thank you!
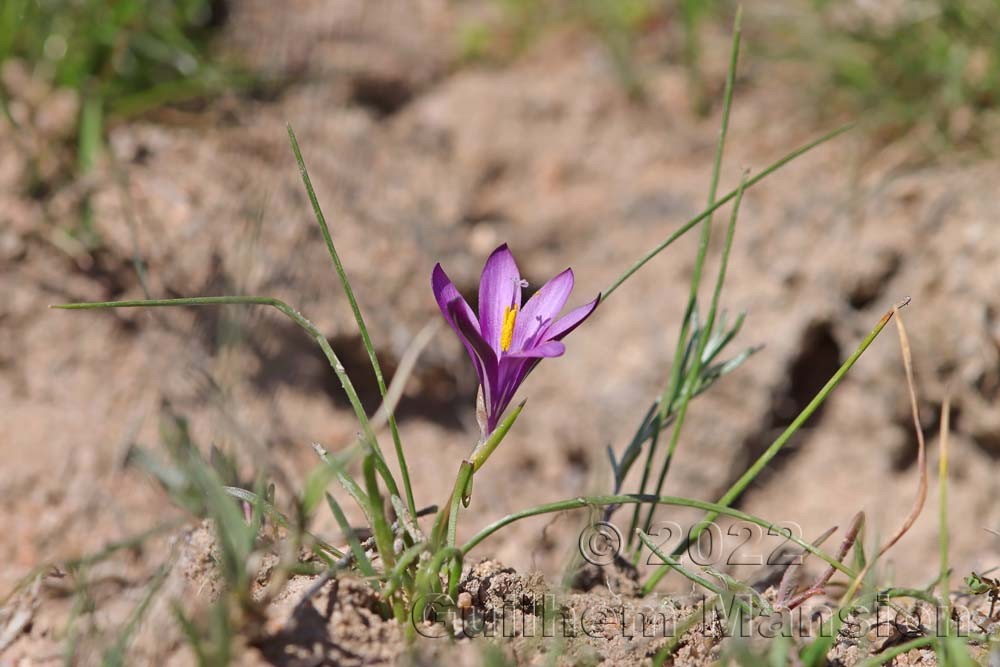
[
  {"left": 505, "top": 340, "right": 566, "bottom": 358},
  {"left": 487, "top": 341, "right": 566, "bottom": 431},
  {"left": 432, "top": 264, "right": 477, "bottom": 334},
  {"left": 511, "top": 268, "right": 574, "bottom": 351},
  {"left": 478, "top": 244, "right": 522, "bottom": 354},
  {"left": 492, "top": 356, "right": 538, "bottom": 431},
  {"left": 543, "top": 294, "right": 600, "bottom": 341},
  {"left": 433, "top": 264, "right": 495, "bottom": 397},
  {"left": 448, "top": 299, "right": 499, "bottom": 411}
]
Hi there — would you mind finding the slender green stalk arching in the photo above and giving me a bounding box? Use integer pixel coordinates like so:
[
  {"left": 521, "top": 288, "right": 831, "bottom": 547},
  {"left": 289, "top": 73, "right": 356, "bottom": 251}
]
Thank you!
[
  {"left": 469, "top": 402, "right": 525, "bottom": 472},
  {"left": 287, "top": 125, "right": 417, "bottom": 520},
  {"left": 611, "top": 11, "right": 850, "bottom": 546},
  {"left": 635, "top": 531, "right": 727, "bottom": 599},
  {"left": 51, "top": 296, "right": 402, "bottom": 500},
  {"left": 383, "top": 541, "right": 429, "bottom": 598},
  {"left": 639, "top": 172, "right": 749, "bottom": 539},
  {"left": 460, "top": 493, "right": 856, "bottom": 578},
  {"left": 601, "top": 122, "right": 852, "bottom": 301}
]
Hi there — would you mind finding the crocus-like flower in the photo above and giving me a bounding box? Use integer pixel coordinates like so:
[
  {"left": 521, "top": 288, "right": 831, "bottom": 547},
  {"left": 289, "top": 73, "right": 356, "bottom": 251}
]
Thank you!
[{"left": 432, "top": 244, "right": 600, "bottom": 435}]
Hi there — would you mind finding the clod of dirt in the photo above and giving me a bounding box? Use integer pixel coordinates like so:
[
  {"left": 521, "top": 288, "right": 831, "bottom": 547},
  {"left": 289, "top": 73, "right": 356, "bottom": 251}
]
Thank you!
[
  {"left": 458, "top": 559, "right": 721, "bottom": 666},
  {"left": 253, "top": 575, "right": 402, "bottom": 667},
  {"left": 460, "top": 559, "right": 549, "bottom": 616}
]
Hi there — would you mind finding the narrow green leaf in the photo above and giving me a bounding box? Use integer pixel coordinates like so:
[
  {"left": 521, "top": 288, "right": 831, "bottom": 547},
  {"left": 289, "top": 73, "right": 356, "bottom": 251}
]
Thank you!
[
  {"left": 52, "top": 295, "right": 403, "bottom": 499},
  {"left": 602, "top": 123, "right": 853, "bottom": 300},
  {"left": 461, "top": 494, "right": 855, "bottom": 579},
  {"left": 287, "top": 124, "right": 415, "bottom": 519},
  {"left": 325, "top": 493, "right": 377, "bottom": 579},
  {"left": 644, "top": 301, "right": 904, "bottom": 593},
  {"left": 469, "top": 400, "right": 525, "bottom": 472}
]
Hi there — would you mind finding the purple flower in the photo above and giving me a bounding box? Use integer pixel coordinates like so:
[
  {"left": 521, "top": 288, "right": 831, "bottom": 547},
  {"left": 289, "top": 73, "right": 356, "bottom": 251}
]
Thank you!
[{"left": 432, "top": 244, "right": 600, "bottom": 435}]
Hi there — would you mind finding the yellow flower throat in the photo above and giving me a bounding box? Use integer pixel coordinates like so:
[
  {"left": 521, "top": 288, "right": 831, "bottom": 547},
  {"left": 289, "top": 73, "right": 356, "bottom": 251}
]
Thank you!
[{"left": 500, "top": 304, "right": 518, "bottom": 352}]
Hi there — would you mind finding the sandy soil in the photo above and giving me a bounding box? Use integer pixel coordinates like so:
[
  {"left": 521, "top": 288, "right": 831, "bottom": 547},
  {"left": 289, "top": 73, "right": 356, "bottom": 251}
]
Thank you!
[{"left": 1, "top": 1, "right": 998, "bottom": 664}]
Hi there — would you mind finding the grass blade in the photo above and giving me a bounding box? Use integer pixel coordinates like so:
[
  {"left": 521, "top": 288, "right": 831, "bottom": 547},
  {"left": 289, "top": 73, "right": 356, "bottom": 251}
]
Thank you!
[
  {"left": 938, "top": 397, "right": 952, "bottom": 635},
  {"left": 636, "top": 531, "right": 726, "bottom": 597},
  {"left": 51, "top": 295, "right": 403, "bottom": 500},
  {"left": 362, "top": 455, "right": 396, "bottom": 570},
  {"left": 461, "top": 493, "right": 856, "bottom": 578},
  {"left": 287, "top": 124, "right": 416, "bottom": 519},
  {"left": 639, "top": 171, "right": 750, "bottom": 537},
  {"left": 642, "top": 299, "right": 906, "bottom": 593},
  {"left": 602, "top": 123, "right": 853, "bottom": 300},
  {"left": 627, "top": 9, "right": 742, "bottom": 538},
  {"left": 800, "top": 302, "right": 931, "bottom": 666},
  {"left": 325, "top": 493, "right": 377, "bottom": 579},
  {"left": 223, "top": 486, "right": 343, "bottom": 560}
]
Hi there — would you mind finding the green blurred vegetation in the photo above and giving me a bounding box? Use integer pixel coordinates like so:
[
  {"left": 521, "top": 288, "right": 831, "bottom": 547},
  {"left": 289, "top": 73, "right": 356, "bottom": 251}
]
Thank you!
[
  {"left": 0, "top": 0, "right": 233, "bottom": 172},
  {"left": 461, "top": 0, "right": 1000, "bottom": 151},
  {"left": 0, "top": 0, "right": 241, "bottom": 252},
  {"left": 799, "top": 0, "right": 1000, "bottom": 149},
  {"left": 457, "top": 0, "right": 678, "bottom": 99}
]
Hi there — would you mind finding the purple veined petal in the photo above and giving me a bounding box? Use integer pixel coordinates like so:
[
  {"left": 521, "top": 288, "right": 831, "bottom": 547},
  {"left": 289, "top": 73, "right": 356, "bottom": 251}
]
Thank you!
[
  {"left": 432, "top": 264, "right": 487, "bottom": 384},
  {"left": 504, "top": 340, "right": 566, "bottom": 358},
  {"left": 488, "top": 341, "right": 566, "bottom": 430},
  {"left": 448, "top": 299, "right": 499, "bottom": 411},
  {"left": 448, "top": 299, "right": 497, "bottom": 369},
  {"left": 543, "top": 294, "right": 600, "bottom": 341},
  {"left": 511, "top": 268, "right": 574, "bottom": 351},
  {"left": 491, "top": 356, "right": 540, "bottom": 431},
  {"left": 432, "top": 264, "right": 477, "bottom": 334},
  {"left": 478, "top": 244, "right": 522, "bottom": 354}
]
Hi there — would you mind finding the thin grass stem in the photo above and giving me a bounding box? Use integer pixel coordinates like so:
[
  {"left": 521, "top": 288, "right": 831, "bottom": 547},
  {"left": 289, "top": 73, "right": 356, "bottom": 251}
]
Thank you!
[
  {"left": 287, "top": 124, "right": 416, "bottom": 518},
  {"left": 939, "top": 398, "right": 952, "bottom": 636},
  {"left": 461, "top": 493, "right": 855, "bottom": 578},
  {"left": 325, "top": 493, "right": 377, "bottom": 579},
  {"left": 636, "top": 531, "right": 727, "bottom": 599},
  {"left": 629, "top": 8, "right": 741, "bottom": 539},
  {"left": 51, "top": 296, "right": 402, "bottom": 499},
  {"left": 363, "top": 455, "right": 396, "bottom": 571},
  {"left": 642, "top": 300, "right": 905, "bottom": 593},
  {"left": 640, "top": 172, "right": 749, "bottom": 537},
  {"left": 602, "top": 123, "right": 853, "bottom": 300}
]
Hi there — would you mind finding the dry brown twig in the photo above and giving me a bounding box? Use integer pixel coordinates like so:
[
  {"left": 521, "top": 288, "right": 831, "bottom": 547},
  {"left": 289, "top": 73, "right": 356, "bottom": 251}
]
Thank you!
[
  {"left": 778, "top": 512, "right": 865, "bottom": 610},
  {"left": 838, "top": 298, "right": 928, "bottom": 605},
  {"left": 875, "top": 302, "right": 927, "bottom": 560}
]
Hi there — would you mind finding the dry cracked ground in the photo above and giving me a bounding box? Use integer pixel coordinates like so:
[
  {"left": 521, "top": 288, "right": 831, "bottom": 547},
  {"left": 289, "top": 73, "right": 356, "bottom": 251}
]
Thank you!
[{"left": 1, "top": 1, "right": 998, "bottom": 664}]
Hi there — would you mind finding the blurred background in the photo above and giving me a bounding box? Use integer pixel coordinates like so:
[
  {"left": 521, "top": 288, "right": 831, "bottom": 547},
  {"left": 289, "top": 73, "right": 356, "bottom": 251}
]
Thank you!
[{"left": 2, "top": 0, "right": 999, "bottom": 658}]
